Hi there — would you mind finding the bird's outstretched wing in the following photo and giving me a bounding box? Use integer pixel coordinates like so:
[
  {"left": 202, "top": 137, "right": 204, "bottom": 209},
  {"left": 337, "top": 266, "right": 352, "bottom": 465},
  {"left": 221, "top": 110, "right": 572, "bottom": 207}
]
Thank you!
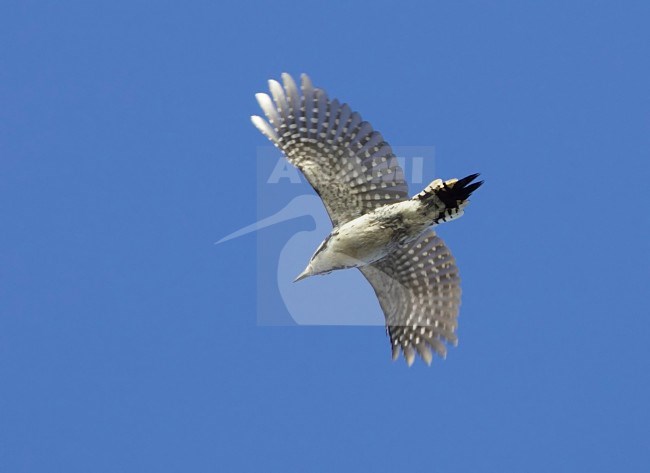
[
  {"left": 359, "top": 229, "right": 461, "bottom": 366},
  {"left": 252, "top": 73, "right": 409, "bottom": 226}
]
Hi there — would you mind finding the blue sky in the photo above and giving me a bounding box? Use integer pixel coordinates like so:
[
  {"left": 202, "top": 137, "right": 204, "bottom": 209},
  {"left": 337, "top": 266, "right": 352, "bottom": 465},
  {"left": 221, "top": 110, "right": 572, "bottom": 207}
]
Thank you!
[{"left": 1, "top": 1, "right": 649, "bottom": 471}]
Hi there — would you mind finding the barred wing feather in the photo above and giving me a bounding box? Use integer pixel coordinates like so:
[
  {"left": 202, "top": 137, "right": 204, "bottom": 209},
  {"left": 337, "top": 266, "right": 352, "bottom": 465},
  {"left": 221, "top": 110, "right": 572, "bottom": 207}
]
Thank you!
[
  {"left": 251, "top": 73, "right": 409, "bottom": 226},
  {"left": 360, "top": 230, "right": 462, "bottom": 366}
]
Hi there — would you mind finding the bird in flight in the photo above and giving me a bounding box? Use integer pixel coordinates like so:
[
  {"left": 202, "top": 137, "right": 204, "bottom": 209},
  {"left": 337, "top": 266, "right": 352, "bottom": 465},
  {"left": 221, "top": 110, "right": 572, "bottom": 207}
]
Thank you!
[{"left": 252, "top": 73, "right": 482, "bottom": 366}]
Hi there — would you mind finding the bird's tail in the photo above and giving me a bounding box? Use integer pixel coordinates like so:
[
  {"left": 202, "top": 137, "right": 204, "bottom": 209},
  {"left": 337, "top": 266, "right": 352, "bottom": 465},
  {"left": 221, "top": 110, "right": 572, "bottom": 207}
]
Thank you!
[{"left": 413, "top": 173, "right": 483, "bottom": 224}]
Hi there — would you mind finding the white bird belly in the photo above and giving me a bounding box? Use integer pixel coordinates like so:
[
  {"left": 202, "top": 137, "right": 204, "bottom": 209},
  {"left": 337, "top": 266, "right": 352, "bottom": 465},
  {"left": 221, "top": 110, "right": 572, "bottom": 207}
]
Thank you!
[{"left": 318, "top": 201, "right": 427, "bottom": 269}]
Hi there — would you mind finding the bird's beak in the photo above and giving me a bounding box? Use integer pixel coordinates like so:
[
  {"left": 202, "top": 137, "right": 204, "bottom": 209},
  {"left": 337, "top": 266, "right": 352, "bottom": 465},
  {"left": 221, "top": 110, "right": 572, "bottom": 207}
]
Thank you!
[{"left": 293, "top": 265, "right": 312, "bottom": 282}]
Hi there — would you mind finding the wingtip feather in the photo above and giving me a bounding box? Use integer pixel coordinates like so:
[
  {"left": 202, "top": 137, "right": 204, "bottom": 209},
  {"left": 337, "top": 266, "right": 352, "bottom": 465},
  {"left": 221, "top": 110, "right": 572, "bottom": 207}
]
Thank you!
[
  {"left": 416, "top": 343, "right": 433, "bottom": 366},
  {"left": 403, "top": 345, "right": 416, "bottom": 367},
  {"left": 391, "top": 344, "right": 400, "bottom": 361},
  {"left": 251, "top": 115, "right": 278, "bottom": 142},
  {"left": 301, "top": 73, "right": 314, "bottom": 92}
]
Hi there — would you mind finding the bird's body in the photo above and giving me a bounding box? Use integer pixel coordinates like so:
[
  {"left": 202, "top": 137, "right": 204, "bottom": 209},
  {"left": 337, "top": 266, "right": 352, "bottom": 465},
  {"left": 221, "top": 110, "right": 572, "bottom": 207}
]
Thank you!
[
  {"left": 252, "top": 73, "right": 482, "bottom": 366},
  {"left": 297, "top": 176, "right": 478, "bottom": 280}
]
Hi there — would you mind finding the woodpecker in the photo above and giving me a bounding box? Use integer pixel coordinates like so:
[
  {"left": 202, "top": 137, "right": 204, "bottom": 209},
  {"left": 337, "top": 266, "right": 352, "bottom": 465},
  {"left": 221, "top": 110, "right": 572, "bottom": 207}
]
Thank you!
[{"left": 251, "top": 73, "right": 482, "bottom": 366}]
